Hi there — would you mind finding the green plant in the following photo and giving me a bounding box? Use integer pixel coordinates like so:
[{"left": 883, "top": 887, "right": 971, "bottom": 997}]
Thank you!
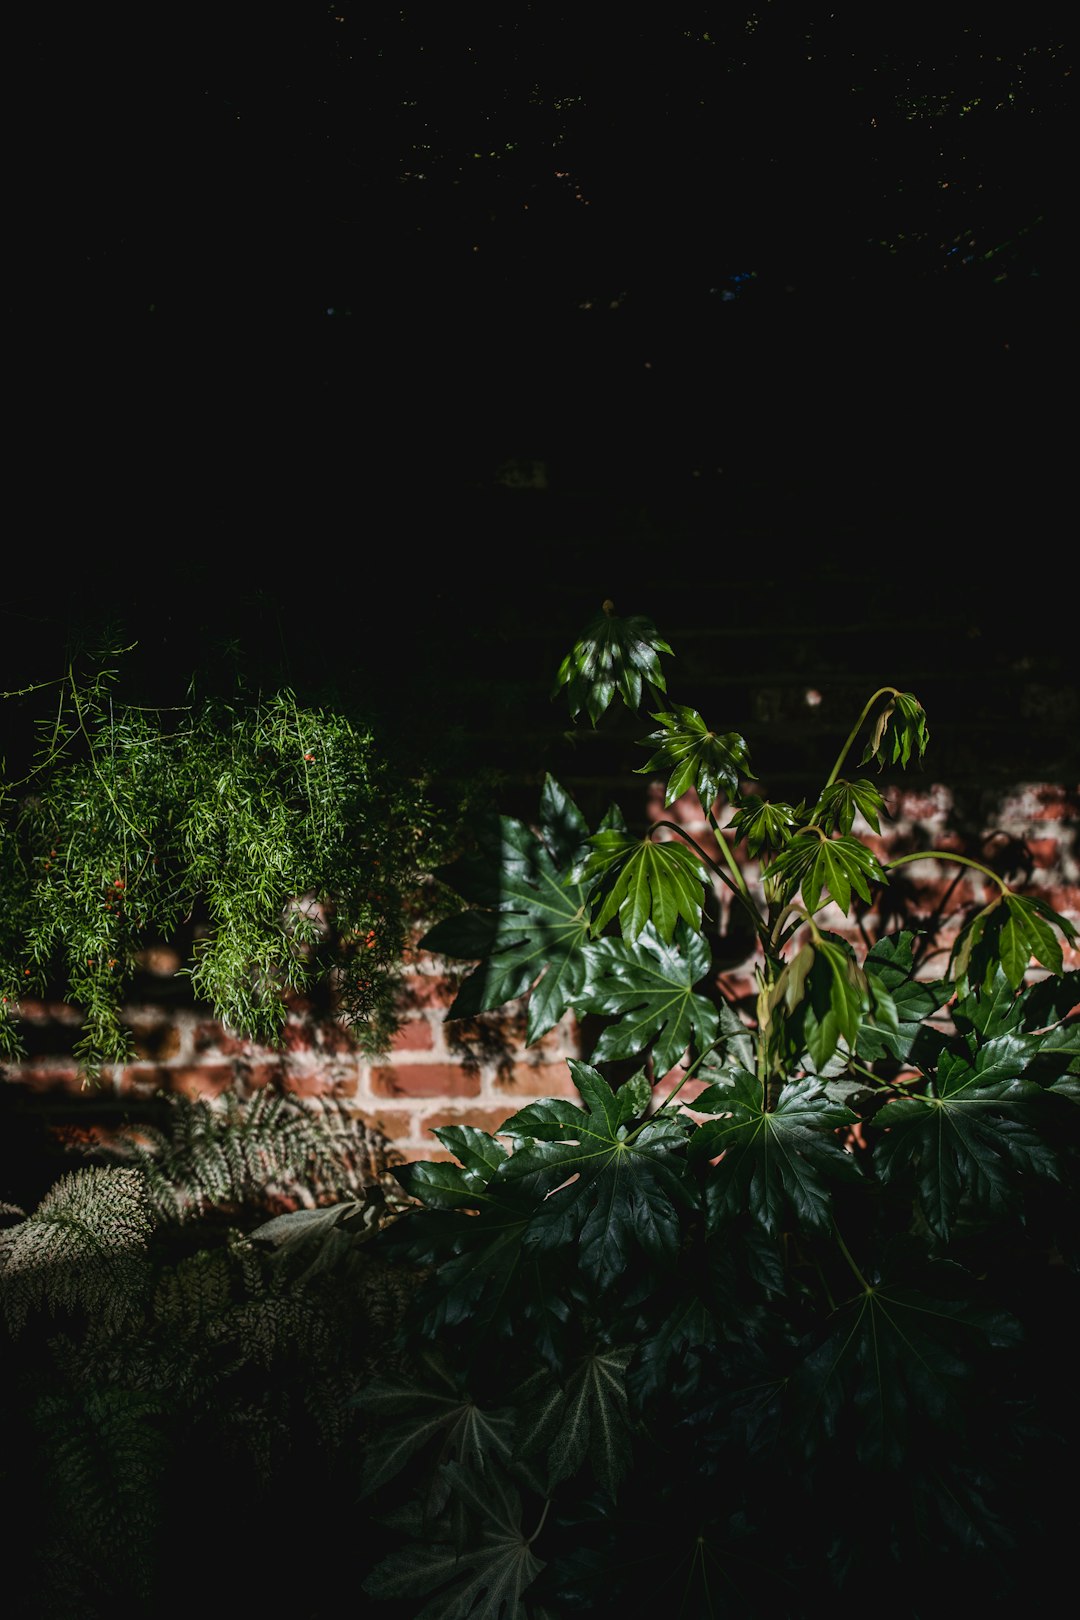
[
  {"left": 0, "top": 1088, "right": 416, "bottom": 1618},
  {"left": 0, "top": 643, "right": 450, "bottom": 1079},
  {"left": 359, "top": 601, "right": 1080, "bottom": 1617}
]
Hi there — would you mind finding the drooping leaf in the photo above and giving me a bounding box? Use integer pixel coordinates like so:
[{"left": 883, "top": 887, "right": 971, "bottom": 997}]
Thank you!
[
  {"left": 495, "top": 1061, "right": 695, "bottom": 1292},
  {"left": 575, "top": 919, "right": 720, "bottom": 1073},
  {"left": 634, "top": 704, "right": 751, "bottom": 812},
  {"left": 579, "top": 829, "right": 708, "bottom": 943},
  {"left": 859, "top": 690, "right": 930, "bottom": 771},
  {"left": 418, "top": 777, "right": 594, "bottom": 1041},
  {"left": 688, "top": 1070, "right": 860, "bottom": 1236},
  {"left": 553, "top": 601, "right": 672, "bottom": 726}
]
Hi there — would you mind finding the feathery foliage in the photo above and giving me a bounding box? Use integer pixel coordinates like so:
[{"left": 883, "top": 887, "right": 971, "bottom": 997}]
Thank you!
[{"left": 0, "top": 643, "right": 449, "bottom": 1078}]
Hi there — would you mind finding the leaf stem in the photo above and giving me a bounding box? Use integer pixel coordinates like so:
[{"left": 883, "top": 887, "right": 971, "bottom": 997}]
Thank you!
[
  {"left": 884, "top": 850, "right": 1009, "bottom": 894},
  {"left": 832, "top": 1220, "right": 872, "bottom": 1292},
  {"left": 821, "top": 687, "right": 899, "bottom": 796}
]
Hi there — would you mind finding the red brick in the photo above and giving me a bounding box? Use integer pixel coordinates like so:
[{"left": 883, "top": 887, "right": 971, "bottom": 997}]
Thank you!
[
  {"left": 370, "top": 1063, "right": 481, "bottom": 1098},
  {"left": 493, "top": 1060, "right": 579, "bottom": 1097},
  {"left": 164, "top": 1064, "right": 235, "bottom": 1099},
  {"left": 394, "top": 972, "right": 460, "bottom": 1011},
  {"left": 194, "top": 1022, "right": 253, "bottom": 1056},
  {"left": 422, "top": 1107, "right": 517, "bottom": 1137},
  {"left": 281, "top": 1062, "right": 360, "bottom": 1100},
  {"left": 353, "top": 1107, "right": 416, "bottom": 1143},
  {"left": 390, "top": 1017, "right": 435, "bottom": 1052},
  {"left": 2, "top": 1064, "right": 84, "bottom": 1094},
  {"left": 128, "top": 1022, "right": 182, "bottom": 1061},
  {"left": 240, "top": 1060, "right": 287, "bottom": 1089}
]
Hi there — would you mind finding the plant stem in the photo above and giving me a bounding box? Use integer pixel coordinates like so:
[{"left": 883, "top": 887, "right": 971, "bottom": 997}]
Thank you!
[
  {"left": 832, "top": 1221, "right": 872, "bottom": 1292},
  {"left": 820, "top": 687, "right": 899, "bottom": 797},
  {"left": 884, "top": 850, "right": 1009, "bottom": 893}
]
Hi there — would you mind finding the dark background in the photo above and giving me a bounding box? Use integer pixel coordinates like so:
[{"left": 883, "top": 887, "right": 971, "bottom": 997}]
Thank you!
[{"left": 5, "top": 8, "right": 1075, "bottom": 812}]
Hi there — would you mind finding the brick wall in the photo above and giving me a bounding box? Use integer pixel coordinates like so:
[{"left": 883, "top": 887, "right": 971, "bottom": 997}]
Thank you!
[{"left": 4, "top": 779, "right": 1076, "bottom": 1167}]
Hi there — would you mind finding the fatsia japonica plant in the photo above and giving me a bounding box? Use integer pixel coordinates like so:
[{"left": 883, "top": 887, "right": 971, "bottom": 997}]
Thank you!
[{"left": 359, "top": 602, "right": 1080, "bottom": 1619}]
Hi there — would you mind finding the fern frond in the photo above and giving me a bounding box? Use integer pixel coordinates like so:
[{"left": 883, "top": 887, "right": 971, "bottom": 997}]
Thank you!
[{"left": 0, "top": 1168, "right": 153, "bottom": 1334}]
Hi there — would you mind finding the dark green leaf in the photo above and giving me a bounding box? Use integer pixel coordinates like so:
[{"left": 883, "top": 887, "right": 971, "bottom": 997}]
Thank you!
[
  {"left": 634, "top": 704, "right": 751, "bottom": 812},
  {"left": 688, "top": 1070, "right": 859, "bottom": 1235},
  {"left": 576, "top": 919, "right": 720, "bottom": 1073},
  {"left": 496, "top": 1061, "right": 694, "bottom": 1291},
  {"left": 363, "top": 1461, "right": 544, "bottom": 1618},
  {"left": 789, "top": 1267, "right": 1021, "bottom": 1468},
  {"left": 553, "top": 602, "right": 672, "bottom": 726},
  {"left": 873, "top": 1041, "right": 1058, "bottom": 1240},
  {"left": 581, "top": 829, "right": 708, "bottom": 942},
  {"left": 419, "top": 779, "right": 594, "bottom": 1041}
]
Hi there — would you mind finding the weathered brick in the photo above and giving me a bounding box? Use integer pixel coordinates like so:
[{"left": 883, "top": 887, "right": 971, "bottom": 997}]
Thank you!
[
  {"left": 4, "top": 1064, "right": 84, "bottom": 1094},
  {"left": 128, "top": 1021, "right": 182, "bottom": 1061},
  {"left": 421, "top": 1107, "right": 515, "bottom": 1137},
  {"left": 352, "top": 1107, "right": 416, "bottom": 1143},
  {"left": 370, "top": 1063, "right": 481, "bottom": 1098},
  {"left": 395, "top": 972, "right": 461, "bottom": 1010},
  {"left": 165, "top": 1064, "right": 235, "bottom": 1099},
  {"left": 493, "top": 1060, "right": 579, "bottom": 1096},
  {"left": 193, "top": 1022, "right": 253, "bottom": 1056},
  {"left": 390, "top": 1017, "right": 435, "bottom": 1052},
  {"left": 281, "top": 1063, "right": 360, "bottom": 1099}
]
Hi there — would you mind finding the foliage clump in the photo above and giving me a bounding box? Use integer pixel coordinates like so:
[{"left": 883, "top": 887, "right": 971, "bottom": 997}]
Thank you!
[
  {"left": 0, "top": 646, "right": 447, "bottom": 1078},
  {"left": 355, "top": 601, "right": 1080, "bottom": 1618}
]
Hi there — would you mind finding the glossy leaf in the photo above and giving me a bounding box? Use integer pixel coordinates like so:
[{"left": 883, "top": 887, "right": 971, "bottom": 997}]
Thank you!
[
  {"left": 724, "top": 795, "right": 801, "bottom": 857},
  {"left": 634, "top": 704, "right": 751, "bottom": 811},
  {"left": 575, "top": 919, "right": 720, "bottom": 1073},
  {"left": 553, "top": 602, "right": 672, "bottom": 726},
  {"left": 419, "top": 777, "right": 593, "bottom": 1041},
  {"left": 579, "top": 827, "right": 708, "bottom": 944},
  {"left": 856, "top": 933, "right": 953, "bottom": 1064},
  {"left": 495, "top": 1060, "right": 694, "bottom": 1291},
  {"left": 814, "top": 778, "right": 886, "bottom": 837},
  {"left": 688, "top": 1070, "right": 860, "bottom": 1235},
  {"left": 764, "top": 828, "right": 886, "bottom": 916},
  {"left": 873, "top": 1035, "right": 1058, "bottom": 1240}
]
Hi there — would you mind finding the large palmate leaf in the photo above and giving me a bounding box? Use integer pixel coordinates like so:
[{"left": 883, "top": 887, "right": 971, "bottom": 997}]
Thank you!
[
  {"left": 813, "top": 777, "right": 886, "bottom": 837},
  {"left": 552, "top": 601, "right": 672, "bottom": 726},
  {"left": 579, "top": 828, "right": 708, "bottom": 943},
  {"left": 575, "top": 919, "right": 720, "bottom": 1073},
  {"left": 764, "top": 828, "right": 886, "bottom": 916},
  {"left": 872, "top": 1033, "right": 1059, "bottom": 1241},
  {"left": 363, "top": 1461, "right": 544, "bottom": 1619},
  {"left": 495, "top": 1061, "right": 694, "bottom": 1292},
  {"left": 788, "top": 1260, "right": 1021, "bottom": 1471},
  {"left": 688, "top": 1070, "right": 860, "bottom": 1236},
  {"left": 356, "top": 1354, "right": 516, "bottom": 1500},
  {"left": 856, "top": 932, "right": 953, "bottom": 1065},
  {"left": 515, "top": 1348, "right": 635, "bottom": 1497},
  {"left": 389, "top": 1136, "right": 567, "bottom": 1350},
  {"left": 634, "top": 704, "right": 751, "bottom": 812},
  {"left": 418, "top": 776, "right": 593, "bottom": 1041}
]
